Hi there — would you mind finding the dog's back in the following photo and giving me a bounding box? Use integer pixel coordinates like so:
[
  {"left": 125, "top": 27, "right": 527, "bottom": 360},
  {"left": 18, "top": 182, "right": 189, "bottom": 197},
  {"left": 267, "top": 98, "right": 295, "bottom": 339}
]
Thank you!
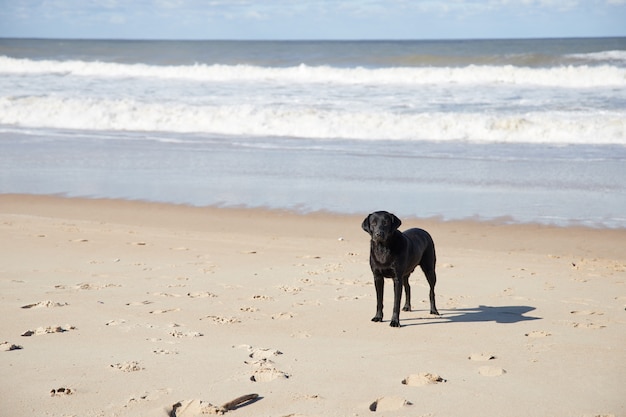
[{"left": 403, "top": 228, "right": 434, "bottom": 248}]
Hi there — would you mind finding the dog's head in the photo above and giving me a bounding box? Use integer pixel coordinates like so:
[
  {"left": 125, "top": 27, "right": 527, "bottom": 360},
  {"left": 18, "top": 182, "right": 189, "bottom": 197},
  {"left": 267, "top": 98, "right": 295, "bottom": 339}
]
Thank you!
[{"left": 361, "top": 211, "right": 402, "bottom": 243}]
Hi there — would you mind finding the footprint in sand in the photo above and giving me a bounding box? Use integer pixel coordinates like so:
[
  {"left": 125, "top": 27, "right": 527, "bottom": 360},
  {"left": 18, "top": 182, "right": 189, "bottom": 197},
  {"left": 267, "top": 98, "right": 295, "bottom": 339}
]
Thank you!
[
  {"left": 187, "top": 291, "right": 218, "bottom": 298},
  {"left": 525, "top": 330, "right": 551, "bottom": 338},
  {"left": 252, "top": 294, "right": 274, "bottom": 301},
  {"left": 1, "top": 341, "right": 23, "bottom": 351},
  {"left": 149, "top": 308, "right": 181, "bottom": 314},
  {"left": 369, "top": 396, "right": 412, "bottom": 412},
  {"left": 170, "top": 330, "right": 204, "bottom": 338},
  {"left": 468, "top": 353, "right": 496, "bottom": 361},
  {"left": 21, "top": 325, "right": 76, "bottom": 336},
  {"left": 76, "top": 282, "right": 121, "bottom": 290},
  {"left": 402, "top": 372, "right": 446, "bottom": 386},
  {"left": 298, "top": 255, "right": 321, "bottom": 260},
  {"left": 151, "top": 292, "right": 183, "bottom": 298},
  {"left": 293, "top": 299, "right": 322, "bottom": 307},
  {"left": 201, "top": 315, "right": 241, "bottom": 325},
  {"left": 153, "top": 348, "right": 179, "bottom": 355},
  {"left": 570, "top": 311, "right": 607, "bottom": 328},
  {"left": 105, "top": 319, "right": 127, "bottom": 326},
  {"left": 110, "top": 361, "right": 143, "bottom": 372},
  {"left": 335, "top": 295, "right": 367, "bottom": 301},
  {"left": 126, "top": 388, "right": 172, "bottom": 405},
  {"left": 570, "top": 310, "right": 604, "bottom": 316},
  {"left": 250, "top": 366, "right": 290, "bottom": 382},
  {"left": 333, "top": 277, "right": 368, "bottom": 286},
  {"left": 271, "top": 312, "right": 295, "bottom": 320},
  {"left": 126, "top": 300, "right": 154, "bottom": 306},
  {"left": 239, "top": 345, "right": 289, "bottom": 382},
  {"left": 21, "top": 300, "right": 68, "bottom": 309},
  {"left": 50, "top": 387, "right": 73, "bottom": 396},
  {"left": 278, "top": 285, "right": 302, "bottom": 294},
  {"left": 233, "top": 345, "right": 283, "bottom": 359},
  {"left": 239, "top": 345, "right": 283, "bottom": 359},
  {"left": 571, "top": 322, "right": 607, "bottom": 329},
  {"left": 168, "top": 399, "right": 222, "bottom": 416},
  {"left": 478, "top": 366, "right": 507, "bottom": 377},
  {"left": 198, "top": 266, "right": 217, "bottom": 275}
]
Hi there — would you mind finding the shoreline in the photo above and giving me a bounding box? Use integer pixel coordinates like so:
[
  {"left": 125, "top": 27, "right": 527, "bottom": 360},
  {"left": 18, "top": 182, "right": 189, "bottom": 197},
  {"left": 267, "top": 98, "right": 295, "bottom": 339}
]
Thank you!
[
  {"left": 2, "top": 193, "right": 626, "bottom": 252},
  {"left": 1, "top": 193, "right": 624, "bottom": 416},
  {"left": 3, "top": 192, "right": 626, "bottom": 229}
]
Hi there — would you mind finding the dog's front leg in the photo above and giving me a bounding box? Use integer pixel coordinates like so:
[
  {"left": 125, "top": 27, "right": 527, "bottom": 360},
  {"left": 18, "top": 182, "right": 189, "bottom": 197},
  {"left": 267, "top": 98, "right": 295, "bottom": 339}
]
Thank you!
[
  {"left": 390, "top": 276, "right": 403, "bottom": 327},
  {"left": 372, "top": 273, "right": 384, "bottom": 322}
]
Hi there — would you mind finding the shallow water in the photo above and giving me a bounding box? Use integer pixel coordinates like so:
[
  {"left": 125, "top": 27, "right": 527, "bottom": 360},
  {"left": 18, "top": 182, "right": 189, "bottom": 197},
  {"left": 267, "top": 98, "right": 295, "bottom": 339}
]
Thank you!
[{"left": 2, "top": 129, "right": 624, "bottom": 227}]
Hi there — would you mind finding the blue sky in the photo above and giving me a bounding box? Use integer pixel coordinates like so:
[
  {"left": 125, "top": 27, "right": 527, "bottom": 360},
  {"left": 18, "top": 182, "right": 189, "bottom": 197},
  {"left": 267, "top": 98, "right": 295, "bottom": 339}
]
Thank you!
[{"left": 1, "top": 0, "right": 625, "bottom": 40}]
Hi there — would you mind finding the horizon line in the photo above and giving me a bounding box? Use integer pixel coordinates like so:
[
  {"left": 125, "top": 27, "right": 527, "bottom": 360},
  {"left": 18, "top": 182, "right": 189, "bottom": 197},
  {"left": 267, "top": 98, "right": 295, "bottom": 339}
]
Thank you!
[{"left": 2, "top": 35, "right": 625, "bottom": 42}]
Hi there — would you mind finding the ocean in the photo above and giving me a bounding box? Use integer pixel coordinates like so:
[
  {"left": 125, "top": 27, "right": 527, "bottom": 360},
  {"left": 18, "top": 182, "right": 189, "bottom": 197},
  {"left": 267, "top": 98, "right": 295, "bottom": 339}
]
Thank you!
[{"left": 1, "top": 38, "right": 625, "bottom": 227}]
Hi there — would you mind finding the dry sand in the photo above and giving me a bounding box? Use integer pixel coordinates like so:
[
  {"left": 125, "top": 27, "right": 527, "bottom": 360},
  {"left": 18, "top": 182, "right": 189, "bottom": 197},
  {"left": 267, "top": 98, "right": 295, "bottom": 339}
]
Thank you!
[{"left": 1, "top": 194, "right": 624, "bottom": 417}]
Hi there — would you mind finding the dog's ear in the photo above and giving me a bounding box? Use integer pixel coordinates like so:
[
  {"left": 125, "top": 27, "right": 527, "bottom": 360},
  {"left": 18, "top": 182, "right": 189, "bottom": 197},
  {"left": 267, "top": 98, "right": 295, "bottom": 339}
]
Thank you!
[
  {"left": 391, "top": 213, "right": 402, "bottom": 230},
  {"left": 361, "top": 214, "right": 371, "bottom": 234}
]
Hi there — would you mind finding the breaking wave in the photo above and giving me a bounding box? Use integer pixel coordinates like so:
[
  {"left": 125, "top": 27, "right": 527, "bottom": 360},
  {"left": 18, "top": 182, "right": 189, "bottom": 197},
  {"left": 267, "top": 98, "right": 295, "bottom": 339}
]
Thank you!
[
  {"left": 1, "top": 95, "right": 624, "bottom": 144},
  {"left": 1, "top": 56, "right": 625, "bottom": 88}
]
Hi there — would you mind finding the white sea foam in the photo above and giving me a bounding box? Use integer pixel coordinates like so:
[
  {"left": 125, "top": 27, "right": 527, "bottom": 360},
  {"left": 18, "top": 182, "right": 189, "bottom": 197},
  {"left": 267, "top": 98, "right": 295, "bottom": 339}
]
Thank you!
[
  {"left": 1, "top": 95, "right": 624, "bottom": 144},
  {"left": 1, "top": 56, "right": 625, "bottom": 87},
  {"left": 1, "top": 51, "right": 625, "bottom": 145},
  {"left": 567, "top": 50, "right": 626, "bottom": 63}
]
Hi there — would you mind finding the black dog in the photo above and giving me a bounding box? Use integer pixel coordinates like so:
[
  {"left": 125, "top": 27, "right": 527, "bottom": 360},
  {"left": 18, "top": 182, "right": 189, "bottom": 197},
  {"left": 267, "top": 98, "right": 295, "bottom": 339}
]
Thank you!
[{"left": 362, "top": 211, "right": 439, "bottom": 327}]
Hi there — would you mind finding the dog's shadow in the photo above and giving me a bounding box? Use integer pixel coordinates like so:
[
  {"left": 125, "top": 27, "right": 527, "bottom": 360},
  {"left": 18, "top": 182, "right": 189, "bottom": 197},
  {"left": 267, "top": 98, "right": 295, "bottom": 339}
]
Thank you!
[{"left": 402, "top": 305, "right": 541, "bottom": 326}]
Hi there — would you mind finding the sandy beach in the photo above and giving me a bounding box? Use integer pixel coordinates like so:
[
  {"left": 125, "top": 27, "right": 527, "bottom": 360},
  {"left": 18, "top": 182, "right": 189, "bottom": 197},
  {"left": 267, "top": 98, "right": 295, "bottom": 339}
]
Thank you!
[{"left": 1, "top": 194, "right": 624, "bottom": 417}]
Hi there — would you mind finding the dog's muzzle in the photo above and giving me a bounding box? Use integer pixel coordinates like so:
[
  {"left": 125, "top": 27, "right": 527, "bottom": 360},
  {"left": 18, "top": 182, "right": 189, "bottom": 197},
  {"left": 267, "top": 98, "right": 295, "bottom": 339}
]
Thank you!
[{"left": 372, "top": 231, "right": 388, "bottom": 242}]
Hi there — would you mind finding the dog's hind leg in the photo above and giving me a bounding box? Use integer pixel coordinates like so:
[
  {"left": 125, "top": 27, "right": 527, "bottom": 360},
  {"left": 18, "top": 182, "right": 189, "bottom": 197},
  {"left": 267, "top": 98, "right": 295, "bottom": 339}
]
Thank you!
[
  {"left": 422, "top": 268, "right": 439, "bottom": 315},
  {"left": 402, "top": 275, "right": 411, "bottom": 312},
  {"left": 420, "top": 245, "right": 439, "bottom": 316}
]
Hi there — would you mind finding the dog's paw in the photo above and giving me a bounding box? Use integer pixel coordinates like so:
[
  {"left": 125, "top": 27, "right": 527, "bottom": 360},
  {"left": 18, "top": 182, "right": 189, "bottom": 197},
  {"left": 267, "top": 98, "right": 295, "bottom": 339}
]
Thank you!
[
  {"left": 390, "top": 319, "right": 400, "bottom": 327},
  {"left": 371, "top": 316, "right": 383, "bottom": 323},
  {"left": 430, "top": 309, "right": 440, "bottom": 316},
  {"left": 402, "top": 305, "right": 411, "bottom": 312}
]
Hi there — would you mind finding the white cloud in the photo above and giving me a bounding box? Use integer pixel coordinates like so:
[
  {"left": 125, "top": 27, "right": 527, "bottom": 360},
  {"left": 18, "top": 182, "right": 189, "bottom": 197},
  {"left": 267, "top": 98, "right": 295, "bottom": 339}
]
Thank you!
[
  {"left": 109, "top": 14, "right": 126, "bottom": 24},
  {"left": 0, "top": 0, "right": 623, "bottom": 39},
  {"left": 155, "top": 0, "right": 185, "bottom": 9},
  {"left": 1, "top": 0, "right": 616, "bottom": 23}
]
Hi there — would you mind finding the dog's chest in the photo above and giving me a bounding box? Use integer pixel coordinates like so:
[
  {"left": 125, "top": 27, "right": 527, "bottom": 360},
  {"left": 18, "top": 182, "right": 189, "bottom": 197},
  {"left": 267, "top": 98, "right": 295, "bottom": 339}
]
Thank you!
[{"left": 371, "top": 242, "right": 395, "bottom": 266}]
